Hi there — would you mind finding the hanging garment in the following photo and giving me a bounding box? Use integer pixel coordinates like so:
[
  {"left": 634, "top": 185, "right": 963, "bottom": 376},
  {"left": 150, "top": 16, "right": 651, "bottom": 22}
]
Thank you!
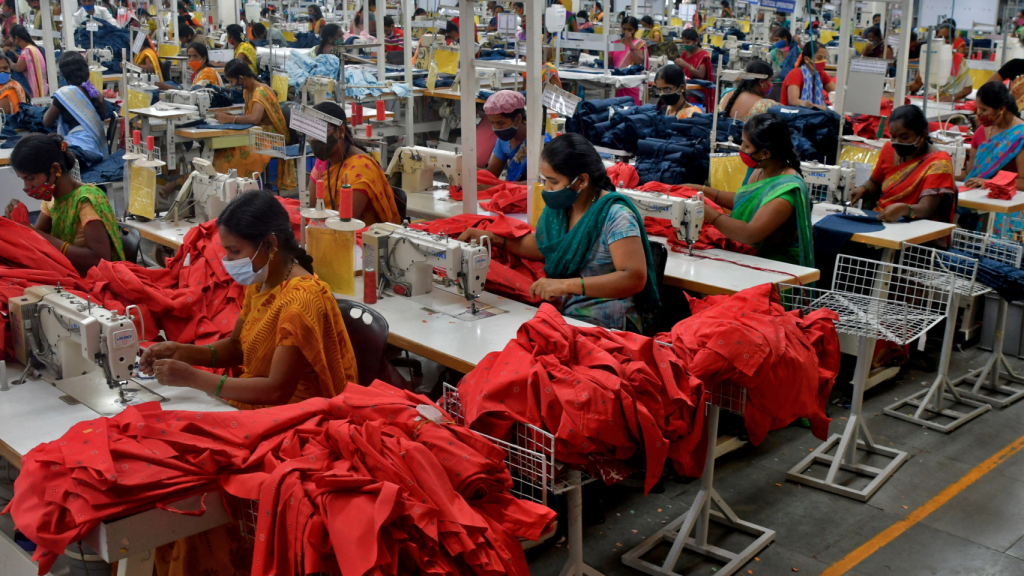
[{"left": 7, "top": 381, "right": 556, "bottom": 576}]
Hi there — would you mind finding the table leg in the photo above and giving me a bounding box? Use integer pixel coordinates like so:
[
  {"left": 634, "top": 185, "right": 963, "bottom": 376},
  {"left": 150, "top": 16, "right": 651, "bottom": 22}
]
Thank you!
[
  {"left": 116, "top": 549, "right": 155, "bottom": 576},
  {"left": 985, "top": 212, "right": 996, "bottom": 236}
]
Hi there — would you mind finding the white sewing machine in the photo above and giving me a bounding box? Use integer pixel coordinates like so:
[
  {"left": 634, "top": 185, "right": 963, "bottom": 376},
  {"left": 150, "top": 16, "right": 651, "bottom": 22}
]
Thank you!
[
  {"left": 617, "top": 188, "right": 704, "bottom": 256},
  {"left": 158, "top": 89, "right": 213, "bottom": 117},
  {"left": 414, "top": 33, "right": 444, "bottom": 71},
  {"left": 86, "top": 47, "right": 113, "bottom": 69},
  {"left": 385, "top": 146, "right": 462, "bottom": 193},
  {"left": 931, "top": 130, "right": 968, "bottom": 176},
  {"left": 363, "top": 222, "right": 491, "bottom": 313},
  {"left": 304, "top": 76, "right": 335, "bottom": 105},
  {"left": 164, "top": 158, "right": 261, "bottom": 223},
  {"left": 8, "top": 286, "right": 165, "bottom": 416},
  {"left": 802, "top": 161, "right": 856, "bottom": 204}
]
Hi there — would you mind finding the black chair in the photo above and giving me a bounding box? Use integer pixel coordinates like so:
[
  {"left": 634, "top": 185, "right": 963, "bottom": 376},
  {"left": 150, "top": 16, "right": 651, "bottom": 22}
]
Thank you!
[
  {"left": 646, "top": 241, "right": 691, "bottom": 334},
  {"left": 278, "top": 102, "right": 301, "bottom": 146},
  {"left": 337, "top": 299, "right": 390, "bottom": 386},
  {"left": 391, "top": 186, "right": 408, "bottom": 222},
  {"left": 105, "top": 109, "right": 120, "bottom": 155},
  {"left": 119, "top": 225, "right": 141, "bottom": 264},
  {"left": 160, "top": 59, "right": 173, "bottom": 85}
]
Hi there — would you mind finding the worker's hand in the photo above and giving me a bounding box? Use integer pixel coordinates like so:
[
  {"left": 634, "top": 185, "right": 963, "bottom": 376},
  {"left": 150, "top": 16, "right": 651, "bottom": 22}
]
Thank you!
[
  {"left": 139, "top": 341, "right": 180, "bottom": 375},
  {"left": 849, "top": 186, "right": 867, "bottom": 204},
  {"left": 214, "top": 111, "right": 234, "bottom": 124},
  {"left": 457, "top": 229, "right": 492, "bottom": 244},
  {"left": 964, "top": 177, "right": 985, "bottom": 189},
  {"left": 4, "top": 199, "right": 21, "bottom": 219},
  {"left": 876, "top": 202, "right": 909, "bottom": 223},
  {"left": 529, "top": 278, "right": 574, "bottom": 301},
  {"left": 151, "top": 358, "right": 197, "bottom": 388}
]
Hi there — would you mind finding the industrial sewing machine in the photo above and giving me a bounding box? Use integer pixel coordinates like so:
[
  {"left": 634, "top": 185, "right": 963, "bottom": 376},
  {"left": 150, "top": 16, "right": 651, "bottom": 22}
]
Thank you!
[
  {"left": 303, "top": 76, "right": 335, "bottom": 105},
  {"left": 86, "top": 47, "right": 113, "bottom": 70},
  {"left": 8, "top": 286, "right": 165, "bottom": 416},
  {"left": 156, "top": 89, "right": 214, "bottom": 167},
  {"left": 931, "top": 131, "right": 969, "bottom": 176},
  {"left": 617, "top": 188, "right": 705, "bottom": 256},
  {"left": 164, "top": 158, "right": 261, "bottom": 223},
  {"left": 414, "top": 33, "right": 444, "bottom": 71},
  {"left": 802, "top": 161, "right": 856, "bottom": 205},
  {"left": 385, "top": 146, "right": 462, "bottom": 193},
  {"left": 363, "top": 222, "right": 491, "bottom": 315}
]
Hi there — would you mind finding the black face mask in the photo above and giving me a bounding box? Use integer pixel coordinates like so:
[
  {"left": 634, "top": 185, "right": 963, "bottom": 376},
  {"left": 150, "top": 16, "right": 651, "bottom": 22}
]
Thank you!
[
  {"left": 891, "top": 138, "right": 922, "bottom": 159},
  {"left": 660, "top": 93, "right": 681, "bottom": 106},
  {"left": 311, "top": 133, "right": 339, "bottom": 161}
]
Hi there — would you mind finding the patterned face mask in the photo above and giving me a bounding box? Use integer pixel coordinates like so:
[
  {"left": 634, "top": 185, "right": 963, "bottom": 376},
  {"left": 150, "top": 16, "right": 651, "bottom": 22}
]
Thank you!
[{"left": 24, "top": 173, "right": 56, "bottom": 201}]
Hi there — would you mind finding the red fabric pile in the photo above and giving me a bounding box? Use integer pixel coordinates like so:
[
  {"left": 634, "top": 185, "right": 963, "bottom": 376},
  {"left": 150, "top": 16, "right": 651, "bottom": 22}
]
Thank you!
[
  {"left": 633, "top": 183, "right": 756, "bottom": 255},
  {"left": 480, "top": 183, "right": 528, "bottom": 214},
  {"left": 658, "top": 284, "right": 841, "bottom": 445},
  {"left": 985, "top": 171, "right": 1018, "bottom": 200},
  {"left": 459, "top": 304, "right": 708, "bottom": 493},
  {"left": 851, "top": 99, "right": 895, "bottom": 139},
  {"left": 6, "top": 381, "right": 556, "bottom": 576},
  {"left": 607, "top": 162, "right": 640, "bottom": 188}
]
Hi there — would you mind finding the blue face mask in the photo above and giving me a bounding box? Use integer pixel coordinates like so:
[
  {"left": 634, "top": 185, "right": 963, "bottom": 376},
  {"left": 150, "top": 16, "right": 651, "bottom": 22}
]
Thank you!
[
  {"left": 0, "top": 72, "right": 10, "bottom": 85},
  {"left": 541, "top": 176, "right": 581, "bottom": 210},
  {"left": 222, "top": 240, "right": 269, "bottom": 285},
  {"left": 83, "top": 4, "right": 95, "bottom": 12},
  {"left": 773, "top": 39, "right": 787, "bottom": 49}
]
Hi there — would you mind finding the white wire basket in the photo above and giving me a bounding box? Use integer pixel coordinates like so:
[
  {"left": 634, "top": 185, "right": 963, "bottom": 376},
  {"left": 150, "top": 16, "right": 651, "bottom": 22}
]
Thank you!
[
  {"left": 708, "top": 379, "right": 746, "bottom": 416},
  {"left": 249, "top": 129, "right": 288, "bottom": 159},
  {"left": 898, "top": 241, "right": 988, "bottom": 299},
  {"left": 951, "top": 228, "right": 1024, "bottom": 269}
]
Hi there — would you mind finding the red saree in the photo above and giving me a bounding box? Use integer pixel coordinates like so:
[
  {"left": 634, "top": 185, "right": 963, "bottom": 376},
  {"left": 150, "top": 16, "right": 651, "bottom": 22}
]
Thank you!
[{"left": 871, "top": 142, "right": 957, "bottom": 223}]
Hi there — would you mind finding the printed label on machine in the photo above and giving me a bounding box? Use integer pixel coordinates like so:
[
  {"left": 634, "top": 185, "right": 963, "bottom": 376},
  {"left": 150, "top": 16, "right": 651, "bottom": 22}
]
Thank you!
[
  {"left": 473, "top": 254, "right": 489, "bottom": 269},
  {"left": 113, "top": 329, "right": 137, "bottom": 348}
]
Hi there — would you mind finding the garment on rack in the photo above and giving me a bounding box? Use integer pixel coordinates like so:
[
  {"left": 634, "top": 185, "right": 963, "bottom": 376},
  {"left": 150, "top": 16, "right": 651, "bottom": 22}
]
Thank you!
[
  {"left": 661, "top": 284, "right": 841, "bottom": 446},
  {"left": 766, "top": 105, "right": 847, "bottom": 165},
  {"left": 7, "top": 381, "right": 556, "bottom": 576},
  {"left": 284, "top": 51, "right": 341, "bottom": 91},
  {"left": 287, "top": 31, "right": 319, "bottom": 48},
  {"left": 80, "top": 150, "right": 127, "bottom": 183},
  {"left": 459, "top": 303, "right": 707, "bottom": 492},
  {"left": 74, "top": 20, "right": 130, "bottom": 73}
]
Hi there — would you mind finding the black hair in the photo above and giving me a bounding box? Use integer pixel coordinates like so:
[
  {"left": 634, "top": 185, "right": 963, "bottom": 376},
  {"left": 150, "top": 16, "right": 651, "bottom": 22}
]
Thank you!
[
  {"left": 801, "top": 39, "right": 821, "bottom": 67},
  {"left": 493, "top": 4, "right": 503, "bottom": 11},
  {"left": 864, "top": 25, "right": 882, "bottom": 41},
  {"left": 312, "top": 101, "right": 362, "bottom": 159},
  {"left": 217, "top": 191, "right": 314, "bottom": 274},
  {"left": 58, "top": 51, "right": 107, "bottom": 118},
  {"left": 680, "top": 27, "right": 700, "bottom": 44},
  {"left": 576, "top": 10, "right": 588, "bottom": 20},
  {"left": 180, "top": 24, "right": 195, "bottom": 39},
  {"left": 187, "top": 41, "right": 209, "bottom": 66},
  {"left": 251, "top": 22, "right": 266, "bottom": 38},
  {"left": 10, "top": 25, "right": 35, "bottom": 47},
  {"left": 541, "top": 133, "right": 615, "bottom": 194},
  {"left": 368, "top": 0, "right": 376, "bottom": 6},
  {"left": 772, "top": 27, "right": 793, "bottom": 45},
  {"left": 744, "top": 113, "right": 801, "bottom": 175},
  {"left": 621, "top": 16, "right": 640, "bottom": 31},
  {"left": 223, "top": 58, "right": 254, "bottom": 80},
  {"left": 889, "top": 104, "right": 930, "bottom": 142},
  {"left": 722, "top": 59, "right": 773, "bottom": 119},
  {"left": 513, "top": 2, "right": 524, "bottom": 9},
  {"left": 721, "top": 0, "right": 729, "bottom": 6},
  {"left": 641, "top": 15, "right": 654, "bottom": 27},
  {"left": 414, "top": 7, "right": 426, "bottom": 16},
  {"left": 655, "top": 64, "right": 685, "bottom": 92},
  {"left": 872, "top": 12, "right": 881, "bottom": 19},
  {"left": 225, "top": 23, "right": 245, "bottom": 44},
  {"left": 308, "top": 4, "right": 323, "bottom": 20},
  {"left": 909, "top": 31, "right": 921, "bottom": 58},
  {"left": 11, "top": 134, "right": 77, "bottom": 176},
  {"left": 445, "top": 20, "right": 458, "bottom": 35},
  {"left": 3, "top": 0, "right": 15, "bottom": 10},
  {"left": 383, "top": 15, "right": 394, "bottom": 27},
  {"left": 317, "top": 23, "right": 341, "bottom": 54},
  {"left": 260, "top": 7, "right": 270, "bottom": 17},
  {"left": 977, "top": 81, "right": 1020, "bottom": 118},
  {"left": 594, "top": 1, "right": 602, "bottom": 9},
  {"left": 354, "top": 12, "right": 362, "bottom": 26}
]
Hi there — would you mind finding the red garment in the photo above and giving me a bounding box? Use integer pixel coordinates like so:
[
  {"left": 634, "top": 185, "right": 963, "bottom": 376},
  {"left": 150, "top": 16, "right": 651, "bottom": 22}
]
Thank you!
[
  {"left": 659, "top": 284, "right": 840, "bottom": 445},
  {"left": 780, "top": 67, "right": 832, "bottom": 106},
  {"left": 986, "top": 170, "right": 1018, "bottom": 200},
  {"left": 8, "top": 381, "right": 555, "bottom": 576},
  {"left": 607, "top": 162, "right": 639, "bottom": 188},
  {"left": 451, "top": 164, "right": 641, "bottom": 210},
  {"left": 480, "top": 183, "right": 528, "bottom": 214},
  {"left": 852, "top": 98, "right": 894, "bottom": 139},
  {"left": 634, "top": 183, "right": 757, "bottom": 255},
  {"left": 460, "top": 304, "right": 707, "bottom": 493},
  {"left": 9, "top": 202, "right": 29, "bottom": 226}
]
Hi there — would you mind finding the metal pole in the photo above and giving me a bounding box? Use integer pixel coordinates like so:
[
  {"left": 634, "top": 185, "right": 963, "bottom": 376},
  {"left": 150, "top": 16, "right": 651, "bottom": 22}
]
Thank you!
[
  {"left": 834, "top": 0, "right": 853, "bottom": 117},
  {"left": 893, "top": 0, "right": 912, "bottom": 106},
  {"left": 403, "top": 0, "right": 413, "bottom": 144},
  {"left": 61, "top": 0, "right": 78, "bottom": 50},
  {"left": 40, "top": 0, "right": 58, "bottom": 94},
  {"left": 458, "top": 0, "right": 477, "bottom": 214},
  {"left": 922, "top": 26, "right": 931, "bottom": 120},
  {"left": 525, "top": 0, "right": 541, "bottom": 218}
]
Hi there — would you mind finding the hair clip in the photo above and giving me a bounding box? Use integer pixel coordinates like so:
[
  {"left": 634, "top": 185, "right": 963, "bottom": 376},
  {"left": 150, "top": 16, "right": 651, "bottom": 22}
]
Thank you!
[{"left": 60, "top": 141, "right": 68, "bottom": 151}]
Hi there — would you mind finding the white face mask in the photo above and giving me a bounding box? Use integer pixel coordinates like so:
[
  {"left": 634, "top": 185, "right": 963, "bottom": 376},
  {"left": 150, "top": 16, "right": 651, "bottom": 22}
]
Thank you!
[{"left": 222, "top": 240, "right": 269, "bottom": 285}]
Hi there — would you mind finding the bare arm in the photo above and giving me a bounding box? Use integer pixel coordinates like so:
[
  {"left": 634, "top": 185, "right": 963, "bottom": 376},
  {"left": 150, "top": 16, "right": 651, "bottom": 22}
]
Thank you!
[
  {"left": 529, "top": 235, "right": 648, "bottom": 301},
  {"left": 707, "top": 196, "right": 793, "bottom": 245},
  {"left": 42, "top": 103, "right": 60, "bottom": 127},
  {"left": 458, "top": 228, "right": 543, "bottom": 260},
  {"left": 9, "top": 53, "right": 26, "bottom": 72},
  {"left": 876, "top": 194, "right": 943, "bottom": 222},
  {"left": 140, "top": 315, "right": 246, "bottom": 374},
  {"left": 217, "top": 101, "right": 264, "bottom": 125},
  {"left": 154, "top": 344, "right": 309, "bottom": 405},
  {"left": 787, "top": 84, "right": 827, "bottom": 109},
  {"left": 35, "top": 219, "right": 114, "bottom": 275},
  {"left": 686, "top": 183, "right": 736, "bottom": 209},
  {"left": 486, "top": 153, "right": 506, "bottom": 178}
]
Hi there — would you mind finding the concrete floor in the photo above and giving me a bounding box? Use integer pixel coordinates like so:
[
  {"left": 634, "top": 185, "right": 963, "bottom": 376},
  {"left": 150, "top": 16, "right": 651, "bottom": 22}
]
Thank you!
[{"left": 524, "top": 340, "right": 1024, "bottom": 576}]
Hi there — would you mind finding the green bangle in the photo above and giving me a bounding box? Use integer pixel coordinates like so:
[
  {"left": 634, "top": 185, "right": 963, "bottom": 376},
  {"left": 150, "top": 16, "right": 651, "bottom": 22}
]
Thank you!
[
  {"left": 580, "top": 276, "right": 585, "bottom": 296},
  {"left": 213, "top": 374, "right": 227, "bottom": 398},
  {"left": 206, "top": 344, "right": 216, "bottom": 366}
]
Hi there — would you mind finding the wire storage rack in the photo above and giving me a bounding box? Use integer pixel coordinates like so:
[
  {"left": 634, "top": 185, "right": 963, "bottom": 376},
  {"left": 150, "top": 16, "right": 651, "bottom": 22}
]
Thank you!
[
  {"left": 441, "top": 383, "right": 605, "bottom": 576},
  {"left": 622, "top": 381, "right": 775, "bottom": 576},
  {"left": 249, "top": 129, "right": 289, "bottom": 159},
  {"left": 781, "top": 254, "right": 954, "bottom": 501},
  {"left": 950, "top": 229, "right": 1024, "bottom": 408},
  {"left": 883, "top": 242, "right": 992, "bottom": 433}
]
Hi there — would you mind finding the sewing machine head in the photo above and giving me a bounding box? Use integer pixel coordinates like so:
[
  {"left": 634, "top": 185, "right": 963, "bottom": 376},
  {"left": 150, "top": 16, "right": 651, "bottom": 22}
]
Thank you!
[
  {"left": 415, "top": 34, "right": 443, "bottom": 70},
  {"left": 802, "top": 161, "right": 855, "bottom": 204},
  {"left": 86, "top": 47, "right": 113, "bottom": 68},
  {"left": 617, "top": 187, "right": 704, "bottom": 255},
  {"left": 364, "top": 222, "right": 491, "bottom": 307},
  {"left": 304, "top": 76, "right": 335, "bottom": 105},
  {"left": 158, "top": 89, "right": 212, "bottom": 117},
  {"left": 931, "top": 130, "right": 968, "bottom": 175},
  {"left": 385, "top": 146, "right": 463, "bottom": 193},
  {"left": 179, "top": 158, "right": 261, "bottom": 222}
]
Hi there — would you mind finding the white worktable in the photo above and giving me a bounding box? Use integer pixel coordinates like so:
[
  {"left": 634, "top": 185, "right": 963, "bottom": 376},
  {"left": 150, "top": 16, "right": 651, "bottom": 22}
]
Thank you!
[
  {"left": 405, "top": 189, "right": 528, "bottom": 222},
  {"left": 122, "top": 217, "right": 200, "bottom": 249},
  {"left": 812, "top": 202, "right": 957, "bottom": 250},
  {"left": 957, "top": 188, "right": 1024, "bottom": 235},
  {"left": 654, "top": 240, "right": 819, "bottom": 294}
]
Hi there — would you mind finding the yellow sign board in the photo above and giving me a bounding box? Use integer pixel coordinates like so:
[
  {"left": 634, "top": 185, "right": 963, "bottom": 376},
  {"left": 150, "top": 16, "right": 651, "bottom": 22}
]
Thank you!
[{"left": 128, "top": 164, "right": 157, "bottom": 220}]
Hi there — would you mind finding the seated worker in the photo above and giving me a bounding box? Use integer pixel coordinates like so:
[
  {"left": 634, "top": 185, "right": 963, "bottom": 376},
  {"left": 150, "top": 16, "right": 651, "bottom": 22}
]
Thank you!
[
  {"left": 133, "top": 34, "right": 164, "bottom": 81},
  {"left": 872, "top": 13, "right": 881, "bottom": 25},
  {"left": 72, "top": 0, "right": 117, "bottom": 27},
  {"left": 850, "top": 105, "right": 956, "bottom": 225},
  {"left": 591, "top": 1, "right": 602, "bottom": 22},
  {"left": 225, "top": 23, "right": 258, "bottom": 74},
  {"left": 673, "top": 28, "right": 711, "bottom": 81},
  {"left": 305, "top": 102, "right": 401, "bottom": 226},
  {"left": 179, "top": 24, "right": 210, "bottom": 49},
  {"left": 718, "top": 59, "right": 777, "bottom": 122},
  {"left": 4, "top": 134, "right": 124, "bottom": 274},
  {"left": 314, "top": 24, "right": 343, "bottom": 57},
  {"left": 484, "top": 90, "right": 529, "bottom": 182},
  {"left": 769, "top": 27, "right": 798, "bottom": 76},
  {"left": 985, "top": 57, "right": 1024, "bottom": 110},
  {"left": 861, "top": 25, "right": 891, "bottom": 59},
  {"left": 445, "top": 17, "right": 479, "bottom": 44},
  {"left": 367, "top": 0, "right": 378, "bottom": 35},
  {"left": 686, "top": 113, "right": 813, "bottom": 267},
  {"left": 937, "top": 22, "right": 967, "bottom": 56},
  {"left": 612, "top": 17, "right": 649, "bottom": 105},
  {"left": 577, "top": 11, "right": 593, "bottom": 31},
  {"left": 0, "top": 55, "right": 27, "bottom": 115},
  {"left": 652, "top": 64, "right": 700, "bottom": 119},
  {"left": 459, "top": 133, "right": 661, "bottom": 333},
  {"left": 487, "top": 4, "right": 503, "bottom": 32},
  {"left": 906, "top": 38, "right": 971, "bottom": 102},
  {"left": 307, "top": 4, "right": 326, "bottom": 34},
  {"left": 142, "top": 189, "right": 357, "bottom": 575},
  {"left": 781, "top": 41, "right": 835, "bottom": 109},
  {"left": 45, "top": 52, "right": 108, "bottom": 160},
  {"left": 383, "top": 16, "right": 404, "bottom": 63},
  {"left": 187, "top": 41, "right": 223, "bottom": 87},
  {"left": 252, "top": 22, "right": 288, "bottom": 47},
  {"left": 177, "top": 1, "right": 199, "bottom": 26},
  {"left": 639, "top": 15, "right": 662, "bottom": 42},
  {"left": 214, "top": 59, "right": 296, "bottom": 190},
  {"left": 721, "top": 0, "right": 734, "bottom": 17},
  {"left": 961, "top": 82, "right": 1024, "bottom": 190},
  {"left": 774, "top": 12, "right": 790, "bottom": 30},
  {"left": 5, "top": 26, "right": 47, "bottom": 98}
]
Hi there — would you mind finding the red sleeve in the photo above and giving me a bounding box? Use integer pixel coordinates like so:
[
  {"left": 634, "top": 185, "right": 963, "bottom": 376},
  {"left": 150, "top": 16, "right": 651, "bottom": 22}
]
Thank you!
[
  {"left": 972, "top": 128, "right": 987, "bottom": 149},
  {"left": 780, "top": 68, "right": 804, "bottom": 105},
  {"left": 871, "top": 142, "right": 896, "bottom": 184},
  {"left": 819, "top": 70, "right": 832, "bottom": 85}
]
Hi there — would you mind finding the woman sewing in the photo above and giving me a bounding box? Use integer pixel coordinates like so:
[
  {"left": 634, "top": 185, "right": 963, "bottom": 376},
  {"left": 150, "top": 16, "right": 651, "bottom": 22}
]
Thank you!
[
  {"left": 314, "top": 23, "right": 343, "bottom": 57},
  {"left": 133, "top": 34, "right": 164, "bottom": 81},
  {"left": 720, "top": 0, "right": 734, "bottom": 18},
  {"left": 305, "top": 102, "right": 401, "bottom": 225},
  {"left": 768, "top": 28, "right": 798, "bottom": 77},
  {"left": 5, "top": 25, "right": 46, "bottom": 98},
  {"left": 961, "top": 82, "right": 1024, "bottom": 190},
  {"left": 215, "top": 59, "right": 296, "bottom": 190},
  {"left": 850, "top": 105, "right": 957, "bottom": 225},
  {"left": 652, "top": 64, "right": 700, "bottom": 119},
  {"left": 673, "top": 28, "right": 711, "bottom": 81},
  {"left": 906, "top": 32, "right": 972, "bottom": 102},
  {"left": 459, "top": 133, "right": 661, "bottom": 334},
  {"left": 483, "top": 90, "right": 529, "bottom": 182},
  {"left": 4, "top": 134, "right": 124, "bottom": 275},
  {"left": 611, "top": 17, "right": 649, "bottom": 105},
  {"left": 308, "top": 4, "right": 326, "bottom": 34},
  {"left": 718, "top": 59, "right": 777, "bottom": 122},
  {"left": 186, "top": 42, "right": 223, "bottom": 86},
  {"left": 225, "top": 23, "right": 258, "bottom": 74},
  {"left": 861, "top": 26, "right": 891, "bottom": 59},
  {"left": 44, "top": 52, "right": 107, "bottom": 162},
  {"left": 639, "top": 15, "right": 663, "bottom": 42},
  {"left": 0, "top": 55, "right": 27, "bottom": 114},
  {"left": 781, "top": 41, "right": 835, "bottom": 109},
  {"left": 143, "top": 189, "right": 358, "bottom": 575},
  {"left": 685, "top": 113, "right": 813, "bottom": 267}
]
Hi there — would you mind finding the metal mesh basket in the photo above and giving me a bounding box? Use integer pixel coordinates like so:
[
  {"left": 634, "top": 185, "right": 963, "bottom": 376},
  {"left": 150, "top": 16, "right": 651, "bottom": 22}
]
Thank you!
[
  {"left": 237, "top": 496, "right": 260, "bottom": 543},
  {"left": 708, "top": 380, "right": 746, "bottom": 415},
  {"left": 951, "top": 228, "right": 1024, "bottom": 268},
  {"left": 249, "top": 129, "right": 288, "bottom": 159},
  {"left": 898, "top": 242, "right": 988, "bottom": 298}
]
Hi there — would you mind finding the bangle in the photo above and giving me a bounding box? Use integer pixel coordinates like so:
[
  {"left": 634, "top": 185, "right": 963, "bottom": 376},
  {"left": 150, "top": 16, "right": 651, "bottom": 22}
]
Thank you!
[
  {"left": 206, "top": 344, "right": 216, "bottom": 366},
  {"left": 60, "top": 241, "right": 69, "bottom": 254},
  {"left": 580, "top": 276, "right": 586, "bottom": 296},
  {"left": 213, "top": 374, "right": 226, "bottom": 398},
  {"left": 908, "top": 205, "right": 915, "bottom": 220}
]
